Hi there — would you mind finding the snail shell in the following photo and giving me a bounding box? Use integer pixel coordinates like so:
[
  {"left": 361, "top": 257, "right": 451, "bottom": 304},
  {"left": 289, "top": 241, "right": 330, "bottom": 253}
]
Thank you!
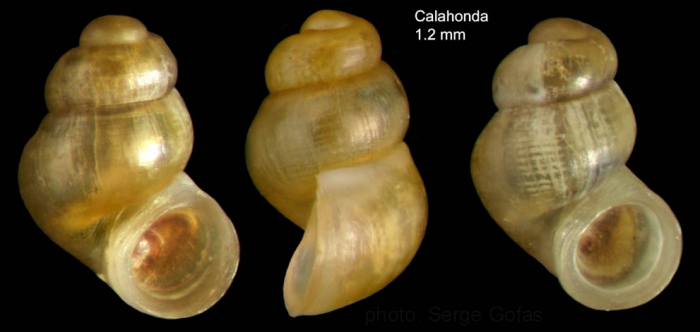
[
  {"left": 246, "top": 10, "right": 428, "bottom": 316},
  {"left": 18, "top": 15, "right": 239, "bottom": 319},
  {"left": 471, "top": 18, "right": 682, "bottom": 310}
]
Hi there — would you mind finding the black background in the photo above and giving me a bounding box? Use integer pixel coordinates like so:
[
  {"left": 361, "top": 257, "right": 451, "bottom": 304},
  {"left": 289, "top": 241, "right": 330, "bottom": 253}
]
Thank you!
[{"left": 10, "top": 2, "right": 694, "bottom": 329}]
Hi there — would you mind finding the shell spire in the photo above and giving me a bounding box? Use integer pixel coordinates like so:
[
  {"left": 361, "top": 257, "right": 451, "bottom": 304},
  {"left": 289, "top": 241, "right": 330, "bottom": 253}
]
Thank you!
[
  {"left": 246, "top": 10, "right": 428, "bottom": 316},
  {"left": 19, "top": 15, "right": 239, "bottom": 319},
  {"left": 471, "top": 18, "right": 682, "bottom": 310}
]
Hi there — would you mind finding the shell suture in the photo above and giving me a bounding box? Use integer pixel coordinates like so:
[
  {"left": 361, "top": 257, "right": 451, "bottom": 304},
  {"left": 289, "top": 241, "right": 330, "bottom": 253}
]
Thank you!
[
  {"left": 246, "top": 10, "right": 428, "bottom": 317},
  {"left": 18, "top": 15, "right": 239, "bottom": 319},
  {"left": 471, "top": 18, "right": 682, "bottom": 310}
]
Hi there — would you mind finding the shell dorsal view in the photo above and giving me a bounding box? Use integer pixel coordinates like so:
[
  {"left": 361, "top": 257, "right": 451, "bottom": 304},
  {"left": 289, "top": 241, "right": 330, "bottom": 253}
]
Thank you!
[
  {"left": 246, "top": 10, "right": 428, "bottom": 316},
  {"left": 471, "top": 18, "right": 682, "bottom": 310},
  {"left": 18, "top": 15, "right": 239, "bottom": 319}
]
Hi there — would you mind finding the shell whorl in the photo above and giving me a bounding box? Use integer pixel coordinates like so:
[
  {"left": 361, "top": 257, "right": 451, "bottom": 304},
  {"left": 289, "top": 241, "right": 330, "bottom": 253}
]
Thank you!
[
  {"left": 19, "top": 15, "right": 238, "bottom": 319},
  {"left": 264, "top": 10, "right": 381, "bottom": 93},
  {"left": 45, "top": 15, "right": 177, "bottom": 113},
  {"left": 493, "top": 18, "right": 618, "bottom": 109},
  {"left": 471, "top": 17, "right": 682, "bottom": 311},
  {"left": 248, "top": 10, "right": 414, "bottom": 228},
  {"left": 246, "top": 10, "right": 427, "bottom": 316},
  {"left": 473, "top": 18, "right": 635, "bottom": 224},
  {"left": 22, "top": 16, "right": 192, "bottom": 240}
]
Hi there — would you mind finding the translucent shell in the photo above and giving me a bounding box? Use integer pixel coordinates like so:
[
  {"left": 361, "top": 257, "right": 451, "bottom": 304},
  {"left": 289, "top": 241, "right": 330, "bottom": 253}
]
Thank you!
[
  {"left": 246, "top": 10, "right": 428, "bottom": 316},
  {"left": 18, "top": 15, "right": 239, "bottom": 319},
  {"left": 471, "top": 18, "right": 682, "bottom": 310}
]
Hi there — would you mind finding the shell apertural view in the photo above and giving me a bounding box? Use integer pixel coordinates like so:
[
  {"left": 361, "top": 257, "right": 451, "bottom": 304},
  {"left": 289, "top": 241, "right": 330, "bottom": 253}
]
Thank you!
[
  {"left": 246, "top": 10, "right": 428, "bottom": 317},
  {"left": 471, "top": 18, "right": 682, "bottom": 310},
  {"left": 18, "top": 15, "right": 240, "bottom": 319}
]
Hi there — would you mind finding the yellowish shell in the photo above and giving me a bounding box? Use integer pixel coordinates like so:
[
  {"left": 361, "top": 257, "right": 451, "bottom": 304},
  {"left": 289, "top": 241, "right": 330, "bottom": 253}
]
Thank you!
[
  {"left": 18, "top": 15, "right": 239, "bottom": 319},
  {"left": 246, "top": 10, "right": 428, "bottom": 316},
  {"left": 471, "top": 18, "right": 682, "bottom": 310}
]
